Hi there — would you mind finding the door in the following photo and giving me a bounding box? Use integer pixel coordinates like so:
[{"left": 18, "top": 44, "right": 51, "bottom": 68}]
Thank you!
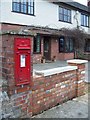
[
  {"left": 44, "top": 37, "right": 51, "bottom": 60},
  {"left": 17, "top": 52, "right": 30, "bottom": 85}
]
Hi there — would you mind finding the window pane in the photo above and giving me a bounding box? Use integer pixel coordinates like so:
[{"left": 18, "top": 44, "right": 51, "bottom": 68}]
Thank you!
[
  {"left": 12, "top": 2, "right": 16, "bottom": 11},
  {"left": 36, "top": 36, "right": 41, "bottom": 53},
  {"left": 33, "top": 35, "right": 41, "bottom": 53},
  {"left": 59, "top": 7, "right": 71, "bottom": 23},
  {"left": 31, "top": 6, "right": 33, "bottom": 14},
  {"left": 64, "top": 15, "right": 68, "bottom": 22},
  {"left": 17, "top": 3, "right": 20, "bottom": 12},
  {"left": 70, "top": 39, "right": 73, "bottom": 52},
  {"left": 66, "top": 39, "right": 69, "bottom": 52},
  {"left": 31, "top": 0, "right": 34, "bottom": 6},
  {"left": 59, "top": 37, "right": 65, "bottom": 52},
  {"left": 68, "top": 16, "right": 71, "bottom": 22},
  {"left": 23, "top": 0, "right": 27, "bottom": 4},
  {"left": 86, "top": 16, "right": 89, "bottom": 26},
  {"left": 65, "top": 38, "right": 74, "bottom": 52},
  {"left": 59, "top": 7, "right": 63, "bottom": 14},
  {"left": 85, "top": 40, "right": 90, "bottom": 52},
  {"left": 12, "top": 2, "right": 20, "bottom": 12},
  {"left": 81, "top": 14, "right": 84, "bottom": 25},
  {"left": 28, "top": 0, "right": 33, "bottom": 6},
  {"left": 21, "top": 4, "right": 24, "bottom": 12},
  {"left": 81, "top": 14, "right": 88, "bottom": 27},
  {"left": 28, "top": 0, "right": 31, "bottom": 5},
  {"left": 28, "top": 6, "right": 31, "bottom": 14},
  {"left": 23, "top": 5, "right": 27, "bottom": 13},
  {"left": 85, "top": 15, "right": 87, "bottom": 26},
  {"left": 12, "top": 0, "right": 34, "bottom": 15},
  {"left": 68, "top": 10, "right": 71, "bottom": 16},
  {"left": 64, "top": 9, "right": 67, "bottom": 15},
  {"left": 59, "top": 14, "right": 63, "bottom": 21}
]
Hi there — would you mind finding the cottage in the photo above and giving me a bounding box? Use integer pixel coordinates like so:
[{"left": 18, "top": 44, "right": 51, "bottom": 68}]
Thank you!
[
  {"left": 0, "top": 0, "right": 90, "bottom": 63},
  {"left": 0, "top": 0, "right": 89, "bottom": 118}
]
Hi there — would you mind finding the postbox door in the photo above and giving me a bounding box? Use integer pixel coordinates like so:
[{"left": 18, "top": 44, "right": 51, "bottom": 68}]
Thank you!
[
  {"left": 16, "top": 52, "right": 30, "bottom": 85},
  {"left": 15, "top": 38, "right": 31, "bottom": 86}
]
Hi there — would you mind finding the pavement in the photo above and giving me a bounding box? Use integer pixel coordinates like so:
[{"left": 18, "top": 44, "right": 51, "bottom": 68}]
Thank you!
[
  {"left": 33, "top": 60, "right": 68, "bottom": 70},
  {"left": 33, "top": 94, "right": 89, "bottom": 118}
]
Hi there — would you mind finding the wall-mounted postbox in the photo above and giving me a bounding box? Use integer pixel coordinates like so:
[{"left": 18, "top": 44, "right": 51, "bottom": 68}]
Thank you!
[{"left": 14, "top": 38, "right": 31, "bottom": 86}]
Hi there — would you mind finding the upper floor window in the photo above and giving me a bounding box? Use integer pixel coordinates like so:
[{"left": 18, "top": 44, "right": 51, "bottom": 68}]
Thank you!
[
  {"left": 81, "top": 14, "right": 89, "bottom": 27},
  {"left": 59, "top": 6, "right": 71, "bottom": 23},
  {"left": 59, "top": 37, "right": 74, "bottom": 52},
  {"left": 12, "top": 0, "right": 34, "bottom": 15}
]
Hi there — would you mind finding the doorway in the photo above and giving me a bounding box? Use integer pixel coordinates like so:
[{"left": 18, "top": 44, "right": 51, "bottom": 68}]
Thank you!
[{"left": 43, "top": 37, "right": 51, "bottom": 60}]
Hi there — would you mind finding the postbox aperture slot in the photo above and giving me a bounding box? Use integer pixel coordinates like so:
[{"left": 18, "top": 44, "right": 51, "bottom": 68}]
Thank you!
[{"left": 18, "top": 47, "right": 30, "bottom": 50}]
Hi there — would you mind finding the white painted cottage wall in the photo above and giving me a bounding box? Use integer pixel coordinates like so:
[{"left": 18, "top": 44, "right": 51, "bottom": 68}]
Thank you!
[{"left": 0, "top": 0, "right": 89, "bottom": 33}]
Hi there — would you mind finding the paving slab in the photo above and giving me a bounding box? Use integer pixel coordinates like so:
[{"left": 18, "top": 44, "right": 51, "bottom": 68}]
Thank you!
[
  {"left": 33, "top": 61, "right": 90, "bottom": 83},
  {"left": 33, "top": 94, "right": 89, "bottom": 118},
  {"left": 33, "top": 60, "right": 68, "bottom": 70}
]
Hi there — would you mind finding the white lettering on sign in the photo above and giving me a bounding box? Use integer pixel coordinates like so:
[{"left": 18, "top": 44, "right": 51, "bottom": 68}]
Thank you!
[{"left": 20, "top": 55, "right": 26, "bottom": 67}]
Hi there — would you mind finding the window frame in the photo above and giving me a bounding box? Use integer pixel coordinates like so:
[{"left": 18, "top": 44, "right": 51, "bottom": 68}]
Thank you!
[
  {"left": 33, "top": 35, "right": 41, "bottom": 54},
  {"left": 12, "top": 0, "right": 35, "bottom": 16},
  {"left": 81, "top": 13, "right": 89, "bottom": 27},
  {"left": 59, "top": 36, "right": 74, "bottom": 53},
  {"left": 59, "top": 36, "right": 65, "bottom": 52},
  {"left": 59, "top": 6, "right": 71, "bottom": 23}
]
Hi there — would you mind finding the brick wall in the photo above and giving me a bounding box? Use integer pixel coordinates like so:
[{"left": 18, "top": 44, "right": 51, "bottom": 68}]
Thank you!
[
  {"left": 32, "top": 70, "right": 77, "bottom": 115},
  {"left": 1, "top": 23, "right": 23, "bottom": 31},
  {"left": 1, "top": 34, "right": 34, "bottom": 118},
  {"left": 51, "top": 38, "right": 58, "bottom": 60},
  {"left": 50, "top": 38, "right": 74, "bottom": 61},
  {"left": 0, "top": 36, "right": 88, "bottom": 118},
  {"left": 0, "top": 24, "right": 88, "bottom": 118},
  {"left": 67, "top": 61, "right": 87, "bottom": 96}
]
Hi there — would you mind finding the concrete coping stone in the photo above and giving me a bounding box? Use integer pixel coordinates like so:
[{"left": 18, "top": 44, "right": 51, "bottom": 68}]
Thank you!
[
  {"left": 35, "top": 66, "right": 77, "bottom": 77},
  {"left": 67, "top": 59, "right": 88, "bottom": 64}
]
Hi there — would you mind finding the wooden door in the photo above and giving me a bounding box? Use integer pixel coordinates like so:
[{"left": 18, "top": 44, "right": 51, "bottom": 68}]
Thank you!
[{"left": 44, "top": 37, "right": 51, "bottom": 60}]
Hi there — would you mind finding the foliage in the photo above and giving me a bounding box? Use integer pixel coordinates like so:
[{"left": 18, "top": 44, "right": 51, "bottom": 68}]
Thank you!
[{"left": 60, "top": 27, "right": 88, "bottom": 58}]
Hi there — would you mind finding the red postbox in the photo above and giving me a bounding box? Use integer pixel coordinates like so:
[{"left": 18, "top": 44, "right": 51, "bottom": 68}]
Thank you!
[{"left": 14, "top": 38, "right": 31, "bottom": 86}]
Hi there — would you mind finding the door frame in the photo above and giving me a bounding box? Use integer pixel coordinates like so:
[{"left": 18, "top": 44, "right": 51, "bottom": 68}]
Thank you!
[{"left": 43, "top": 36, "right": 51, "bottom": 60}]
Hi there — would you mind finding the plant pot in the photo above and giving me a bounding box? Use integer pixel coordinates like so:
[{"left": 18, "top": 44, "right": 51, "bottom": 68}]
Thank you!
[{"left": 41, "top": 59, "right": 45, "bottom": 63}]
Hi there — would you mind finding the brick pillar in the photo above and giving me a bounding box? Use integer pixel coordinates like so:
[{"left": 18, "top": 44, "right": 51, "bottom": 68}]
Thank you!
[
  {"left": 67, "top": 59, "right": 88, "bottom": 97},
  {"left": 1, "top": 34, "right": 33, "bottom": 118}
]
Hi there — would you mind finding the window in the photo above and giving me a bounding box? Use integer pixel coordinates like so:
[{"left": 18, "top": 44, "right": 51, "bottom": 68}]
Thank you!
[
  {"left": 65, "top": 38, "right": 74, "bottom": 52},
  {"left": 85, "top": 40, "right": 90, "bottom": 52},
  {"left": 81, "top": 14, "right": 89, "bottom": 27},
  {"left": 59, "top": 37, "right": 65, "bottom": 52},
  {"left": 59, "top": 37, "right": 74, "bottom": 52},
  {"left": 33, "top": 35, "right": 41, "bottom": 53},
  {"left": 12, "top": 0, "right": 34, "bottom": 15},
  {"left": 59, "top": 6, "right": 71, "bottom": 23}
]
